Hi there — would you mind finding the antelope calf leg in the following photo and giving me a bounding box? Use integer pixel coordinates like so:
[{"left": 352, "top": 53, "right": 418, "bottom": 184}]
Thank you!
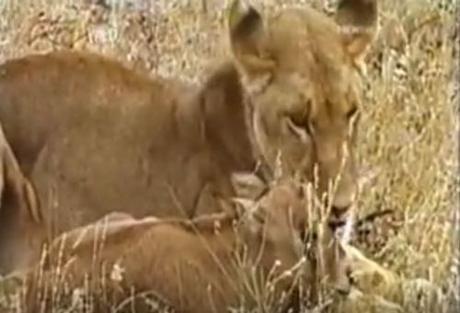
[{"left": 342, "top": 243, "right": 399, "bottom": 290}]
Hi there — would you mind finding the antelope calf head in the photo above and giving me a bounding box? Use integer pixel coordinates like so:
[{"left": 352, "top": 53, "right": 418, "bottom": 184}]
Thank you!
[{"left": 231, "top": 172, "right": 354, "bottom": 302}]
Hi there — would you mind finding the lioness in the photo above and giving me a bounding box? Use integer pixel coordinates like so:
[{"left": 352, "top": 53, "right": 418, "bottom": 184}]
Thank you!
[
  {"left": 0, "top": 0, "right": 377, "bottom": 273},
  {"left": 22, "top": 174, "right": 351, "bottom": 313}
]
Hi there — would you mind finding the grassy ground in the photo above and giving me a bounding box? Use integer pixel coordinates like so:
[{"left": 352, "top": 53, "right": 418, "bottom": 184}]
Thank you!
[{"left": 0, "top": 0, "right": 458, "bottom": 312}]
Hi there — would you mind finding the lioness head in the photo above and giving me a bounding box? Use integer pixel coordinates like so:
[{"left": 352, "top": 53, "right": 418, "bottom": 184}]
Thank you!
[{"left": 228, "top": 0, "right": 378, "bottom": 217}]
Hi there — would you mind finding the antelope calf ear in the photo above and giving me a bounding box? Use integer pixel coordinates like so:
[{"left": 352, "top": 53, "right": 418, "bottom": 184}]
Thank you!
[
  {"left": 227, "top": 0, "right": 275, "bottom": 78},
  {"left": 335, "top": 0, "right": 378, "bottom": 63},
  {"left": 50, "top": 212, "right": 156, "bottom": 255},
  {"left": 231, "top": 172, "right": 267, "bottom": 200},
  {"left": 230, "top": 172, "right": 268, "bottom": 234}
]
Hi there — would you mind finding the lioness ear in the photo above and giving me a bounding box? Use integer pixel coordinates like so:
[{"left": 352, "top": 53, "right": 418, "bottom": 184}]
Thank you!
[
  {"left": 227, "top": 0, "right": 275, "bottom": 77},
  {"left": 231, "top": 172, "right": 267, "bottom": 200},
  {"left": 335, "top": 0, "right": 378, "bottom": 62}
]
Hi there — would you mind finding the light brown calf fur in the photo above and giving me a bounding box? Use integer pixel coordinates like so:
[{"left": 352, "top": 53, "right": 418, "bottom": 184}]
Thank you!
[
  {"left": 0, "top": 0, "right": 378, "bottom": 273},
  {"left": 22, "top": 175, "right": 351, "bottom": 313}
]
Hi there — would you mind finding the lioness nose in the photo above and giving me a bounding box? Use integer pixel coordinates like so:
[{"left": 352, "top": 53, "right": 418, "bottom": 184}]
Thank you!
[{"left": 329, "top": 205, "right": 350, "bottom": 227}]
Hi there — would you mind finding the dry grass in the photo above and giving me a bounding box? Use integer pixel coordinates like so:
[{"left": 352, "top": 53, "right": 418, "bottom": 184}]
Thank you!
[{"left": 0, "top": 0, "right": 458, "bottom": 312}]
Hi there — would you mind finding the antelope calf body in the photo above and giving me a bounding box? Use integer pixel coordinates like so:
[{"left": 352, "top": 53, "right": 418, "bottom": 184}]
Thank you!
[{"left": 23, "top": 174, "right": 352, "bottom": 313}]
